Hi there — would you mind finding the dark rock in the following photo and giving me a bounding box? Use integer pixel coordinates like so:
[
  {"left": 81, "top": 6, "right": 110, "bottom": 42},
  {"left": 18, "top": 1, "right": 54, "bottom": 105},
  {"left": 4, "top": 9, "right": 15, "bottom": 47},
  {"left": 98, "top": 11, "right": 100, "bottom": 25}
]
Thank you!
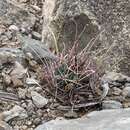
[{"left": 17, "top": 34, "right": 58, "bottom": 62}]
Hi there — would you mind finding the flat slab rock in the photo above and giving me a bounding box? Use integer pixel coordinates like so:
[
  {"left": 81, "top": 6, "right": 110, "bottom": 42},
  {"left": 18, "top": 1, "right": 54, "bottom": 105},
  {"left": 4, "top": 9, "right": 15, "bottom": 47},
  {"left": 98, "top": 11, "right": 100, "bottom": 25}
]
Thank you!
[{"left": 35, "top": 108, "right": 130, "bottom": 130}]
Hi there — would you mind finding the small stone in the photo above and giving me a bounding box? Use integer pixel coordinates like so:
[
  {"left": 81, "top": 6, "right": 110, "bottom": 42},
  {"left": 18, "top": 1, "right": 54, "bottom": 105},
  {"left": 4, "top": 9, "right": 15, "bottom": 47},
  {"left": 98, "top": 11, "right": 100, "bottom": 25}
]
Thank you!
[
  {"left": 102, "top": 72, "right": 130, "bottom": 83},
  {"left": 32, "top": 31, "right": 42, "bottom": 40},
  {"left": 102, "top": 100, "right": 123, "bottom": 109},
  {"left": 36, "top": 109, "right": 43, "bottom": 117},
  {"left": 50, "top": 103, "right": 59, "bottom": 109},
  {"left": 29, "top": 60, "right": 38, "bottom": 69},
  {"left": 34, "top": 87, "right": 42, "bottom": 92},
  {"left": 27, "top": 100, "right": 35, "bottom": 113},
  {"left": 26, "top": 52, "right": 34, "bottom": 60},
  {"left": 9, "top": 25, "right": 19, "bottom": 31},
  {"left": 21, "top": 102, "right": 27, "bottom": 108},
  {"left": 6, "top": 87, "right": 14, "bottom": 93},
  {"left": 0, "top": 50, "right": 16, "bottom": 65},
  {"left": 21, "top": 125, "right": 28, "bottom": 130},
  {"left": 10, "top": 61, "right": 27, "bottom": 87},
  {"left": 2, "top": 74, "right": 11, "bottom": 86},
  {"left": 34, "top": 118, "right": 41, "bottom": 125},
  {"left": 31, "top": 5, "right": 41, "bottom": 12},
  {"left": 18, "top": 34, "right": 57, "bottom": 62},
  {"left": 26, "top": 78, "right": 39, "bottom": 85},
  {"left": 28, "top": 128, "right": 33, "bottom": 130},
  {"left": 0, "top": 121, "right": 13, "bottom": 130},
  {"left": 64, "top": 111, "right": 78, "bottom": 118},
  {"left": 20, "top": 28, "right": 26, "bottom": 33},
  {"left": 19, "top": 0, "right": 28, "bottom": 3},
  {"left": 125, "top": 83, "right": 130, "bottom": 88},
  {"left": 27, "top": 121, "right": 32, "bottom": 126},
  {"left": 18, "top": 88, "right": 27, "bottom": 99},
  {"left": 122, "top": 87, "right": 130, "bottom": 98},
  {"left": 31, "top": 91, "right": 48, "bottom": 108},
  {"left": 32, "top": 125, "right": 36, "bottom": 128},
  {"left": 0, "top": 85, "right": 3, "bottom": 90},
  {"left": 112, "top": 87, "right": 122, "bottom": 95},
  {"left": 3, "top": 105, "right": 28, "bottom": 122},
  {"left": 11, "top": 76, "right": 23, "bottom": 87},
  {"left": 123, "top": 102, "right": 130, "bottom": 108},
  {"left": 10, "top": 61, "right": 27, "bottom": 79}
]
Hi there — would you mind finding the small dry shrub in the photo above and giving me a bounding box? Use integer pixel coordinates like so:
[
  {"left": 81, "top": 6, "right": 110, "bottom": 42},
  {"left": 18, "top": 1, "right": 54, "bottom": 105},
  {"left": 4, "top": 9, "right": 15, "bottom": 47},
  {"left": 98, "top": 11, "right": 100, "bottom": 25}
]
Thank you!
[{"left": 42, "top": 42, "right": 102, "bottom": 107}]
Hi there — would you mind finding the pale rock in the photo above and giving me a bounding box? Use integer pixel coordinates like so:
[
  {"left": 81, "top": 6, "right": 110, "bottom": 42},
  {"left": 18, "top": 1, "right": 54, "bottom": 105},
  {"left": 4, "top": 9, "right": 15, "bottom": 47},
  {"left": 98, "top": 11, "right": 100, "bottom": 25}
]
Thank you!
[
  {"left": 0, "top": 0, "right": 36, "bottom": 29},
  {"left": 18, "top": 88, "right": 27, "bottom": 99},
  {"left": 31, "top": 91, "right": 48, "bottom": 108},
  {"left": 64, "top": 111, "right": 78, "bottom": 118},
  {"left": 35, "top": 108, "right": 130, "bottom": 130},
  {"left": 9, "top": 25, "right": 19, "bottom": 31},
  {"left": 26, "top": 78, "right": 39, "bottom": 85},
  {"left": 102, "top": 100, "right": 123, "bottom": 109},
  {"left": 0, "top": 121, "right": 12, "bottom": 130},
  {"left": 42, "top": 0, "right": 99, "bottom": 51},
  {"left": 3, "top": 105, "right": 28, "bottom": 122},
  {"left": 122, "top": 87, "right": 130, "bottom": 98},
  {"left": 125, "top": 83, "right": 130, "bottom": 88},
  {"left": 101, "top": 72, "right": 130, "bottom": 83}
]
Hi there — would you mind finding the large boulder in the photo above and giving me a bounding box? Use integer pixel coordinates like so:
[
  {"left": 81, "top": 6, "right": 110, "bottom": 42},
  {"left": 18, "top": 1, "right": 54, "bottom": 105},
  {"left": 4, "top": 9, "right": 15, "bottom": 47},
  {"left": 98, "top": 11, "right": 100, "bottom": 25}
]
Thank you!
[
  {"left": 42, "top": 0, "right": 130, "bottom": 75},
  {"left": 35, "top": 108, "right": 130, "bottom": 130},
  {"left": 42, "top": 0, "right": 99, "bottom": 51}
]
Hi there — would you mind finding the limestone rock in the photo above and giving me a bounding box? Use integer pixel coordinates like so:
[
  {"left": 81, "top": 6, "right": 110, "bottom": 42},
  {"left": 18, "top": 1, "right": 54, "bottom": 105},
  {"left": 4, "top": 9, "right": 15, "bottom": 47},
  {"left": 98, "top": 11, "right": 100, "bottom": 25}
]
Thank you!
[
  {"left": 18, "top": 88, "right": 27, "bottom": 99},
  {"left": 42, "top": 0, "right": 130, "bottom": 76},
  {"left": 0, "top": 0, "right": 8, "bottom": 17},
  {"left": 101, "top": 72, "right": 130, "bottom": 83},
  {"left": 0, "top": 121, "right": 12, "bottom": 130},
  {"left": 17, "top": 34, "right": 58, "bottom": 62},
  {"left": 42, "top": 0, "right": 99, "bottom": 51},
  {"left": 64, "top": 111, "right": 78, "bottom": 118},
  {"left": 0, "top": 48, "right": 25, "bottom": 65},
  {"left": 122, "top": 87, "right": 130, "bottom": 98},
  {"left": 102, "top": 100, "right": 123, "bottom": 109},
  {"left": 10, "top": 61, "right": 27, "bottom": 87},
  {"left": 3, "top": 105, "right": 28, "bottom": 122},
  {"left": 35, "top": 108, "right": 130, "bottom": 130},
  {"left": 125, "top": 83, "right": 130, "bottom": 88},
  {"left": 31, "top": 91, "right": 48, "bottom": 108}
]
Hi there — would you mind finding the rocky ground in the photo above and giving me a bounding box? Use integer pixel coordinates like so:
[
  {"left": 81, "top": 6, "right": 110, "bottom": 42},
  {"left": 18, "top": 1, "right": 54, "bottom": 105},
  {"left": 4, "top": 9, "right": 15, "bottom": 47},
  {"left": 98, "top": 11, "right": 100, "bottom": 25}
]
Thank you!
[{"left": 0, "top": 0, "right": 130, "bottom": 130}]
